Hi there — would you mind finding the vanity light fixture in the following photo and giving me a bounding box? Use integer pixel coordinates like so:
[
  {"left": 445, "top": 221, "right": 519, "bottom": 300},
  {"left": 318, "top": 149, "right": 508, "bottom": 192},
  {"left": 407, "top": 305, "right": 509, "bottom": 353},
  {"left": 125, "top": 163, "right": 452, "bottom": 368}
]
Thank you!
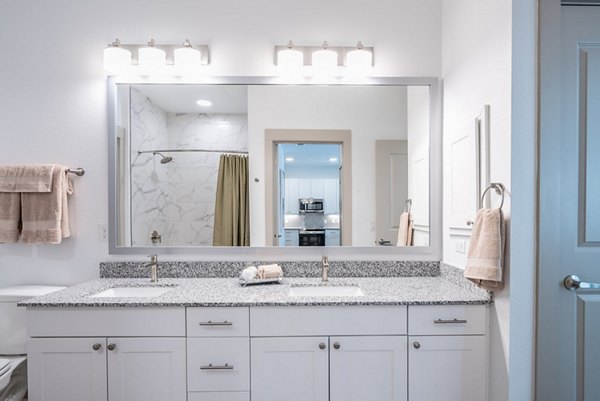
[
  {"left": 103, "top": 39, "right": 132, "bottom": 75},
  {"left": 312, "top": 41, "right": 338, "bottom": 77},
  {"left": 195, "top": 99, "right": 212, "bottom": 107},
  {"left": 138, "top": 39, "right": 166, "bottom": 75},
  {"left": 174, "top": 39, "right": 202, "bottom": 75},
  {"left": 345, "top": 42, "right": 373, "bottom": 76},
  {"left": 102, "top": 39, "right": 210, "bottom": 76},
  {"left": 329, "top": 157, "right": 338, "bottom": 162},
  {"left": 274, "top": 41, "right": 374, "bottom": 78},
  {"left": 285, "top": 157, "right": 294, "bottom": 162},
  {"left": 277, "top": 41, "right": 304, "bottom": 76}
]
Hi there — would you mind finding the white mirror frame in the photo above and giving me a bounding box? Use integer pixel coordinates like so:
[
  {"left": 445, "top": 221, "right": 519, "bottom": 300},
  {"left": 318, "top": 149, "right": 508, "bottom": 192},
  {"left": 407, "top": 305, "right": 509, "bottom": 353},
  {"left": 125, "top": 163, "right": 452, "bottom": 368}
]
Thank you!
[{"left": 107, "top": 76, "right": 442, "bottom": 260}]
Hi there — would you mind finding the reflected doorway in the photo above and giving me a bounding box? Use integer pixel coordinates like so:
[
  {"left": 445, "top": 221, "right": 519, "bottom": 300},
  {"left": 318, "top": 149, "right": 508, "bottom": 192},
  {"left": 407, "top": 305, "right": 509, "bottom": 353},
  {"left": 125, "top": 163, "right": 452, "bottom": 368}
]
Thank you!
[
  {"left": 264, "top": 129, "right": 352, "bottom": 246},
  {"left": 277, "top": 143, "right": 342, "bottom": 247}
]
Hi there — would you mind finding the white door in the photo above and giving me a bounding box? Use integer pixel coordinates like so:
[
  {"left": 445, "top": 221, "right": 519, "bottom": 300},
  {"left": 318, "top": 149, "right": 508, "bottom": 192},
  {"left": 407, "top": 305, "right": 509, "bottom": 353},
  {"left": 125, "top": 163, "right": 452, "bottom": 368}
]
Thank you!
[
  {"left": 408, "top": 335, "right": 486, "bottom": 401},
  {"left": 538, "top": 2, "right": 600, "bottom": 400},
  {"left": 106, "top": 337, "right": 186, "bottom": 401},
  {"left": 27, "top": 337, "right": 108, "bottom": 401},
  {"left": 251, "top": 337, "right": 329, "bottom": 401},
  {"left": 375, "top": 140, "right": 409, "bottom": 244},
  {"left": 329, "top": 336, "right": 407, "bottom": 401}
]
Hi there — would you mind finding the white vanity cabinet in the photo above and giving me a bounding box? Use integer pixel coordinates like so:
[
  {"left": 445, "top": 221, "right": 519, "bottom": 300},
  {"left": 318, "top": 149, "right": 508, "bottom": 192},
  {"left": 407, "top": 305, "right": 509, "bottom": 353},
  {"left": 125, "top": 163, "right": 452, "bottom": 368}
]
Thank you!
[
  {"left": 187, "top": 307, "right": 251, "bottom": 401},
  {"left": 250, "top": 306, "right": 408, "bottom": 401},
  {"left": 407, "top": 305, "right": 488, "bottom": 401},
  {"left": 26, "top": 307, "right": 187, "bottom": 401}
]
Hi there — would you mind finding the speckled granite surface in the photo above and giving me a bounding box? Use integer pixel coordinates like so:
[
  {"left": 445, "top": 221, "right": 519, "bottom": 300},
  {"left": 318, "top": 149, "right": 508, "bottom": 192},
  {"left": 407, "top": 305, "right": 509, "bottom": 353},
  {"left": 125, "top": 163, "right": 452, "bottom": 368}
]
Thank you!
[
  {"left": 19, "top": 275, "right": 491, "bottom": 308},
  {"left": 100, "top": 260, "right": 440, "bottom": 279},
  {"left": 440, "top": 262, "right": 492, "bottom": 299}
]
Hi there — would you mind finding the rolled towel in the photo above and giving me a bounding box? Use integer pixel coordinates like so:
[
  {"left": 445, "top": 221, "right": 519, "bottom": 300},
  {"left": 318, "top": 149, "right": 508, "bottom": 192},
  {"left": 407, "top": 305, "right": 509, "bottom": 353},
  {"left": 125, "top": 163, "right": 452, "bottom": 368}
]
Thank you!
[
  {"left": 241, "top": 266, "right": 258, "bottom": 281},
  {"left": 257, "top": 264, "right": 283, "bottom": 279}
]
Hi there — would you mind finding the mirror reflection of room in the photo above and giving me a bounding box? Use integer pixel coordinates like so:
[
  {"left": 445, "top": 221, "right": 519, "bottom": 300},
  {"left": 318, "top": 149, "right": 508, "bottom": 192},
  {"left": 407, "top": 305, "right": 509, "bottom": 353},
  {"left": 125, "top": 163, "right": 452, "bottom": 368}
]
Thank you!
[{"left": 277, "top": 143, "right": 342, "bottom": 247}]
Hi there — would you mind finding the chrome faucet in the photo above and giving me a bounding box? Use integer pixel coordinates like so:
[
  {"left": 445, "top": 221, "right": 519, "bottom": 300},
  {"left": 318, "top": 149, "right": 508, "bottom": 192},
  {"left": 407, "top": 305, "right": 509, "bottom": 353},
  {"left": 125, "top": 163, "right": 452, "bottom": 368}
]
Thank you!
[
  {"left": 144, "top": 254, "right": 158, "bottom": 283},
  {"left": 321, "top": 256, "right": 329, "bottom": 283}
]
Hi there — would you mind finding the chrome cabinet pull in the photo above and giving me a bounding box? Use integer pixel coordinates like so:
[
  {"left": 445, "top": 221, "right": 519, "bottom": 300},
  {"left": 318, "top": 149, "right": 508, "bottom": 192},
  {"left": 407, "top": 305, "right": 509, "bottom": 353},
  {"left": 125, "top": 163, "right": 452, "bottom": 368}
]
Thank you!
[
  {"left": 107, "top": 343, "right": 116, "bottom": 351},
  {"left": 200, "top": 363, "right": 234, "bottom": 370},
  {"left": 413, "top": 342, "right": 421, "bottom": 349},
  {"left": 434, "top": 318, "right": 468, "bottom": 324},
  {"left": 564, "top": 275, "right": 600, "bottom": 290},
  {"left": 92, "top": 343, "right": 102, "bottom": 351},
  {"left": 199, "top": 320, "right": 233, "bottom": 326},
  {"left": 319, "top": 342, "right": 326, "bottom": 350},
  {"left": 333, "top": 342, "right": 341, "bottom": 350}
]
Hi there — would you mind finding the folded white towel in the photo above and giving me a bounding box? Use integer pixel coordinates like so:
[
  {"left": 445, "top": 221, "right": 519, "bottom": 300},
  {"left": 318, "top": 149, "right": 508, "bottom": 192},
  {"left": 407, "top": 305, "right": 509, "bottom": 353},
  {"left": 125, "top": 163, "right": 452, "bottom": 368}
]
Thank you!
[
  {"left": 241, "top": 266, "right": 258, "bottom": 281},
  {"left": 464, "top": 208, "right": 505, "bottom": 291},
  {"left": 257, "top": 264, "right": 283, "bottom": 279}
]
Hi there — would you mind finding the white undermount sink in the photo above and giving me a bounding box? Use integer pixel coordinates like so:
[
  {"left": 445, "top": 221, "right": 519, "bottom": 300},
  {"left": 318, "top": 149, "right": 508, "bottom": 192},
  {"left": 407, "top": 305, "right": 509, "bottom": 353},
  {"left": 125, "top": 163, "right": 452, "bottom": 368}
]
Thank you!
[
  {"left": 89, "top": 286, "right": 174, "bottom": 298},
  {"left": 288, "top": 285, "right": 364, "bottom": 297}
]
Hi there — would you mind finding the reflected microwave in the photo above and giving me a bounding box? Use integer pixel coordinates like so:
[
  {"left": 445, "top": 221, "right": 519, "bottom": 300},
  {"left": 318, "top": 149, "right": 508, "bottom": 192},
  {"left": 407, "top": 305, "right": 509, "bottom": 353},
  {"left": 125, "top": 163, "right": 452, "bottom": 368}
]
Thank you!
[{"left": 299, "top": 198, "right": 324, "bottom": 213}]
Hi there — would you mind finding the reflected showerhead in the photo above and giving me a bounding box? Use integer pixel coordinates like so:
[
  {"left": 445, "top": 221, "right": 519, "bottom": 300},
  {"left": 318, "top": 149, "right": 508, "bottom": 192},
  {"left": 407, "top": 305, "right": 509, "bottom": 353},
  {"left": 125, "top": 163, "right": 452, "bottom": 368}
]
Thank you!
[{"left": 153, "top": 152, "right": 173, "bottom": 164}]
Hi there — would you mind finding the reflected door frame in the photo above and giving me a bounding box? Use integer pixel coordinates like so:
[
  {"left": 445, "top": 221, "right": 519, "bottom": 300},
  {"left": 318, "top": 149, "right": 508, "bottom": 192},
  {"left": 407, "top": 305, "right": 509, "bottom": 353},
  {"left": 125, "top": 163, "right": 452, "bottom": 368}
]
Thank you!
[{"left": 265, "top": 129, "right": 353, "bottom": 246}]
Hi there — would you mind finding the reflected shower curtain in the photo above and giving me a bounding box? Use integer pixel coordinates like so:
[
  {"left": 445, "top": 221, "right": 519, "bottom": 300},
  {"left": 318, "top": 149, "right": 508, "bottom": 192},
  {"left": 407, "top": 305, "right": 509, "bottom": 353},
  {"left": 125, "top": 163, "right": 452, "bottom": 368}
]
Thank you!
[{"left": 212, "top": 154, "right": 250, "bottom": 246}]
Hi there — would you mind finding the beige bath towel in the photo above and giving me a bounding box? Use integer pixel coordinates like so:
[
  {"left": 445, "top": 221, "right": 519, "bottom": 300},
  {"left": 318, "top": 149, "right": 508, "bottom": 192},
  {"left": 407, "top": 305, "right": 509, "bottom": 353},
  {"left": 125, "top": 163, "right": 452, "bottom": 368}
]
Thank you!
[
  {"left": 397, "top": 212, "right": 413, "bottom": 246},
  {"left": 0, "top": 164, "right": 55, "bottom": 193},
  {"left": 0, "top": 193, "right": 21, "bottom": 243},
  {"left": 20, "top": 166, "right": 73, "bottom": 244},
  {"left": 464, "top": 208, "right": 505, "bottom": 291}
]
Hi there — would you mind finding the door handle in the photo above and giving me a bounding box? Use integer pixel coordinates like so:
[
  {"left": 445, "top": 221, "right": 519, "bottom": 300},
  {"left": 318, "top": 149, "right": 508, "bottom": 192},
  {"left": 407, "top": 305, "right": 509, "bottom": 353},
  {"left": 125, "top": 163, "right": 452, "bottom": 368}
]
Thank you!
[{"left": 564, "top": 275, "right": 600, "bottom": 290}]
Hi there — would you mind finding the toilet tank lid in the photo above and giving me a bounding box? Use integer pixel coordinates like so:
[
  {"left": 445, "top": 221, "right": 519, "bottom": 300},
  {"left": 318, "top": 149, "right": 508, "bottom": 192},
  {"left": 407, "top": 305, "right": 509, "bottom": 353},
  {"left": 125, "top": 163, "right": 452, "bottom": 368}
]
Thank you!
[{"left": 0, "top": 285, "right": 66, "bottom": 301}]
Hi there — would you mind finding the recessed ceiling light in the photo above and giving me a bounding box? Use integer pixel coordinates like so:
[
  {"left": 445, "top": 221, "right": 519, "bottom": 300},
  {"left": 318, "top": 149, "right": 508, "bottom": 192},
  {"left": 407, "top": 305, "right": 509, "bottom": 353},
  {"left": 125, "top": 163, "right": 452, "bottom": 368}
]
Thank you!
[
  {"left": 196, "top": 99, "right": 212, "bottom": 107},
  {"left": 285, "top": 157, "right": 294, "bottom": 162},
  {"left": 329, "top": 157, "right": 338, "bottom": 162}
]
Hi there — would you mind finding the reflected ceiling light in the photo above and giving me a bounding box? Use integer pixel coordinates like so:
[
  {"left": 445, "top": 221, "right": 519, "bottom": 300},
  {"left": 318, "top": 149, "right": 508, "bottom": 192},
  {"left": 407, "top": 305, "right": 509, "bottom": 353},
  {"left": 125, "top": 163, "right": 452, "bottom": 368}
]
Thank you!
[
  {"left": 345, "top": 41, "right": 373, "bottom": 76},
  {"left": 277, "top": 40, "right": 304, "bottom": 76},
  {"left": 285, "top": 157, "right": 294, "bottom": 162},
  {"left": 103, "top": 39, "right": 132, "bottom": 75},
  {"left": 138, "top": 39, "right": 166, "bottom": 75},
  {"left": 196, "top": 99, "right": 212, "bottom": 107},
  {"left": 329, "top": 157, "right": 338, "bottom": 162},
  {"left": 174, "top": 39, "right": 202, "bottom": 75},
  {"left": 312, "top": 41, "right": 338, "bottom": 76}
]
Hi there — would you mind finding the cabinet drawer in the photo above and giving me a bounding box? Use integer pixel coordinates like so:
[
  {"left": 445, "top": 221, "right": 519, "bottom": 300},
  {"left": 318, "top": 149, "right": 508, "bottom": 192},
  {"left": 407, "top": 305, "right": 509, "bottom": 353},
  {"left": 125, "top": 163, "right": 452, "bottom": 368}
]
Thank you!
[
  {"left": 187, "top": 307, "right": 249, "bottom": 337},
  {"left": 408, "top": 305, "right": 487, "bottom": 335},
  {"left": 188, "top": 392, "right": 249, "bottom": 401},
  {"left": 187, "top": 338, "right": 250, "bottom": 392},
  {"left": 250, "top": 306, "right": 407, "bottom": 336}
]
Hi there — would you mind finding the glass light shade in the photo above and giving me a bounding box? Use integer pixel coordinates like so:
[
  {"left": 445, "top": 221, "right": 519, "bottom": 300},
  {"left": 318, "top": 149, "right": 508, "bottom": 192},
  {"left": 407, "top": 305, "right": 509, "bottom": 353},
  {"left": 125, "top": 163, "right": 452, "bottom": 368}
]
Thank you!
[
  {"left": 174, "top": 46, "right": 202, "bottom": 75},
  {"left": 277, "top": 48, "right": 304, "bottom": 76},
  {"left": 345, "top": 49, "right": 373, "bottom": 76},
  {"left": 138, "top": 46, "right": 166, "bottom": 75},
  {"left": 103, "top": 46, "right": 131, "bottom": 75},
  {"left": 312, "top": 48, "right": 338, "bottom": 76}
]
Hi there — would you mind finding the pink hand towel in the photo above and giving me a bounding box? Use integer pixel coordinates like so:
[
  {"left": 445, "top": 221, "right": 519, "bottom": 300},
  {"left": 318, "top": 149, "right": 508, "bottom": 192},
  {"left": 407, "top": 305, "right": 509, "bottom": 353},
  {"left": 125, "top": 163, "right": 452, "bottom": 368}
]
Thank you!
[
  {"left": 396, "top": 212, "right": 413, "bottom": 246},
  {"left": 21, "top": 166, "right": 73, "bottom": 244},
  {"left": 0, "top": 193, "right": 21, "bottom": 243},
  {"left": 464, "top": 208, "right": 505, "bottom": 291},
  {"left": 0, "top": 164, "right": 55, "bottom": 192}
]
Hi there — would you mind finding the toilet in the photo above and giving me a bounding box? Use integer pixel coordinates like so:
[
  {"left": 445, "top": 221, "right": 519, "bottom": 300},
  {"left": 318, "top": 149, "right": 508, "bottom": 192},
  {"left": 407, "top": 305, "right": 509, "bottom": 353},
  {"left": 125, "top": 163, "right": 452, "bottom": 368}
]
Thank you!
[{"left": 0, "top": 285, "right": 65, "bottom": 400}]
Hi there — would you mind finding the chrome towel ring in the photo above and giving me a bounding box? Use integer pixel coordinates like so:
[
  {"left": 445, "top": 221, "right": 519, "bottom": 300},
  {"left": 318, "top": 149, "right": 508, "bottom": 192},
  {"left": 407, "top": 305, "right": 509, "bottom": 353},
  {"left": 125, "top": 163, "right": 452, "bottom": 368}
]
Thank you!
[{"left": 480, "top": 182, "right": 505, "bottom": 209}]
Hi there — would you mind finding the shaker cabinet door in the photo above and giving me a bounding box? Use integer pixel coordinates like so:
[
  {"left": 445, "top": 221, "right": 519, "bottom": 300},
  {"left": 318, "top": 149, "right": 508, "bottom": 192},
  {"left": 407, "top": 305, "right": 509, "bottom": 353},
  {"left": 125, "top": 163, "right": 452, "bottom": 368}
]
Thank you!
[{"left": 27, "top": 337, "right": 108, "bottom": 401}]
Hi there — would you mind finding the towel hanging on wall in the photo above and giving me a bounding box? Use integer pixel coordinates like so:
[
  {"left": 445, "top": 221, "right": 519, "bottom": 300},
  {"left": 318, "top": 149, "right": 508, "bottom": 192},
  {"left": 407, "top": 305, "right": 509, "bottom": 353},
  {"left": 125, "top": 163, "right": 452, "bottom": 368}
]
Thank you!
[{"left": 0, "top": 164, "right": 75, "bottom": 244}]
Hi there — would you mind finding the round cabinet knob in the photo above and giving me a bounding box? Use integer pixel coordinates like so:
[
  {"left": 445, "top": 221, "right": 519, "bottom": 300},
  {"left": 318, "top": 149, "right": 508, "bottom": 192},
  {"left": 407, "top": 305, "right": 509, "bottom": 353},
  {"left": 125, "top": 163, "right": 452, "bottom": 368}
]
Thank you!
[
  {"left": 107, "top": 343, "right": 116, "bottom": 351},
  {"left": 333, "top": 342, "right": 341, "bottom": 350},
  {"left": 319, "top": 342, "right": 326, "bottom": 350},
  {"left": 92, "top": 343, "right": 102, "bottom": 351},
  {"left": 413, "top": 342, "right": 421, "bottom": 349}
]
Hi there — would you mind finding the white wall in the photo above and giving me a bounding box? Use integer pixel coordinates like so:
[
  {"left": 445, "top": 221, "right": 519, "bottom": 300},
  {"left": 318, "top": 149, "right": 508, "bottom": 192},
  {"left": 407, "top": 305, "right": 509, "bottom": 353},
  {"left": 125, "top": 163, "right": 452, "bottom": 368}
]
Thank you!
[
  {"left": 441, "top": 1, "right": 511, "bottom": 401},
  {"left": 0, "top": 0, "right": 442, "bottom": 286}
]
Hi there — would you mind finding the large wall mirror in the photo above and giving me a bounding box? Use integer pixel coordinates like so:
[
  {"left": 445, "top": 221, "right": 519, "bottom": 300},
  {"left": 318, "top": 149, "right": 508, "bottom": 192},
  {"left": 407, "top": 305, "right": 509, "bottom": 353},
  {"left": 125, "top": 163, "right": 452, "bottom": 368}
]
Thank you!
[{"left": 108, "top": 77, "right": 441, "bottom": 257}]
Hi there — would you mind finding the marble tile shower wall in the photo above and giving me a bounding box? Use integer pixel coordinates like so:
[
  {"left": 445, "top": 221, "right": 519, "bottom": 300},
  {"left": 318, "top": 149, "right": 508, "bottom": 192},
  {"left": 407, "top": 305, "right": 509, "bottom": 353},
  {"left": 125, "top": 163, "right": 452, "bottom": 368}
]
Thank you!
[{"left": 130, "top": 88, "right": 248, "bottom": 246}]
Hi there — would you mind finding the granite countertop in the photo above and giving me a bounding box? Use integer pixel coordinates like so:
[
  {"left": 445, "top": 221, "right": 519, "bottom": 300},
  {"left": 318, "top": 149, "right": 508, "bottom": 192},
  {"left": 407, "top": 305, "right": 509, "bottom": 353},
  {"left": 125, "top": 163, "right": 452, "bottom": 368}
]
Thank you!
[{"left": 19, "top": 276, "right": 491, "bottom": 308}]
